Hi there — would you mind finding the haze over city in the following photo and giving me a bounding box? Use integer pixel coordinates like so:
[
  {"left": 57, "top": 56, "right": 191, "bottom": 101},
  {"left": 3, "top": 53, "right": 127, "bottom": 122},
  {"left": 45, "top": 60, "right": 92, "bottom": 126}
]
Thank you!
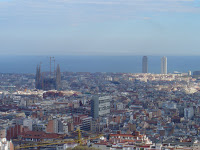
[
  {"left": 2, "top": 1, "right": 200, "bottom": 150},
  {"left": 0, "top": 0, "right": 200, "bottom": 55}
]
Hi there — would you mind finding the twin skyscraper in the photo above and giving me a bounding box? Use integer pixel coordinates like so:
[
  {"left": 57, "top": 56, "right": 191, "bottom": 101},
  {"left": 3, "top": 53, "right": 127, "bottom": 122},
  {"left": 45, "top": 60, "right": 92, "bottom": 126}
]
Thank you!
[{"left": 142, "top": 56, "right": 167, "bottom": 74}]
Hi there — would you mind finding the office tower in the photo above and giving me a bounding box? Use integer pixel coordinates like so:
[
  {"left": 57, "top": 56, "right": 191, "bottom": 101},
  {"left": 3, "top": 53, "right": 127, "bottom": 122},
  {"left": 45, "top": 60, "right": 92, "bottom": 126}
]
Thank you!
[
  {"left": 161, "top": 56, "right": 167, "bottom": 74},
  {"left": 142, "top": 56, "right": 148, "bottom": 73},
  {"left": 91, "top": 96, "right": 111, "bottom": 119}
]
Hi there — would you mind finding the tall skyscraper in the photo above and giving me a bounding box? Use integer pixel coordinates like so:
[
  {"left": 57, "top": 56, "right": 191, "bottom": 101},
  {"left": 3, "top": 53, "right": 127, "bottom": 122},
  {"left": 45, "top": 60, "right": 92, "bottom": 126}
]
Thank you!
[
  {"left": 161, "top": 56, "right": 167, "bottom": 74},
  {"left": 142, "top": 56, "right": 148, "bottom": 73}
]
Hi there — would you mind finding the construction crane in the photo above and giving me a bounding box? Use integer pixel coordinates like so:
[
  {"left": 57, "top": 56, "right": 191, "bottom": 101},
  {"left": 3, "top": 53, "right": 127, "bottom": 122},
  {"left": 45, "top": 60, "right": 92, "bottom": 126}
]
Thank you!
[
  {"left": 15, "top": 129, "right": 103, "bottom": 150},
  {"left": 73, "top": 127, "right": 102, "bottom": 145},
  {"left": 15, "top": 139, "right": 75, "bottom": 150},
  {"left": 77, "top": 127, "right": 82, "bottom": 144}
]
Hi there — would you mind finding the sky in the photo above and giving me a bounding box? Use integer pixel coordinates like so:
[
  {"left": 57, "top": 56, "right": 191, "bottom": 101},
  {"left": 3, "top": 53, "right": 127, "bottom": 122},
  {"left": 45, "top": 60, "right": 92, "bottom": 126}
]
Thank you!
[{"left": 0, "top": 0, "right": 200, "bottom": 56}]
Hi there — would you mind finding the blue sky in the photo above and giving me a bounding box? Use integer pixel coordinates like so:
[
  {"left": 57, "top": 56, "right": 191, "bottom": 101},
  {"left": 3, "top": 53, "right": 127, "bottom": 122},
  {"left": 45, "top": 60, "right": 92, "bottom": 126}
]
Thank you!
[{"left": 0, "top": 0, "right": 200, "bottom": 55}]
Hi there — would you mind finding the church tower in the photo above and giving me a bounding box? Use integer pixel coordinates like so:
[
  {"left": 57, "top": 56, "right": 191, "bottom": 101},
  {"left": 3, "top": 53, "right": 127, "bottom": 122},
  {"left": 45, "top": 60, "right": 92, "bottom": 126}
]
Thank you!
[
  {"left": 35, "top": 65, "right": 42, "bottom": 89},
  {"left": 55, "top": 64, "right": 61, "bottom": 90}
]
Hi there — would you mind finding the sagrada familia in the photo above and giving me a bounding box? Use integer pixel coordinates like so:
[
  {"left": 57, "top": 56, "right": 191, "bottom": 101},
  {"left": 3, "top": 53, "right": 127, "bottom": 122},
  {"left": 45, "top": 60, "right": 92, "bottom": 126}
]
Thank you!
[{"left": 35, "top": 64, "right": 61, "bottom": 91}]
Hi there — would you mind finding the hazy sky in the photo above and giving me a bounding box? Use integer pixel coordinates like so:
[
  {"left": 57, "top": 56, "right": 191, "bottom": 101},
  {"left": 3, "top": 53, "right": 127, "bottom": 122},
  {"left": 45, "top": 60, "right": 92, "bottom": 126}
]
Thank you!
[{"left": 0, "top": 0, "right": 200, "bottom": 55}]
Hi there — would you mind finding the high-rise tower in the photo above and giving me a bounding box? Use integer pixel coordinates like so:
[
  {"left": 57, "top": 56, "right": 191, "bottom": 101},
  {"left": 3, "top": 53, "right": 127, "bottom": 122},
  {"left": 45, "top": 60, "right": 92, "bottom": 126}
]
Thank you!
[
  {"left": 161, "top": 56, "right": 167, "bottom": 74},
  {"left": 142, "top": 56, "right": 148, "bottom": 73}
]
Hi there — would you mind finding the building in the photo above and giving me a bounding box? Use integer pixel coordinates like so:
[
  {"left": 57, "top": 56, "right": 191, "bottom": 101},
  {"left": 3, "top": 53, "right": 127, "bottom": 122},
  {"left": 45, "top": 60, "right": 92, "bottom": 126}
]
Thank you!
[
  {"left": 80, "top": 116, "right": 92, "bottom": 131},
  {"left": 55, "top": 64, "right": 61, "bottom": 90},
  {"left": 108, "top": 131, "right": 152, "bottom": 146},
  {"left": 0, "top": 138, "right": 14, "bottom": 150},
  {"left": 46, "top": 119, "right": 65, "bottom": 134},
  {"left": 142, "top": 56, "right": 148, "bottom": 73},
  {"left": 184, "top": 107, "right": 194, "bottom": 120},
  {"left": 73, "top": 115, "right": 92, "bottom": 131},
  {"left": 19, "top": 131, "right": 63, "bottom": 142},
  {"left": 23, "top": 118, "right": 33, "bottom": 131},
  {"left": 91, "top": 96, "right": 111, "bottom": 119},
  {"left": 32, "top": 124, "right": 46, "bottom": 132},
  {"left": 161, "top": 56, "right": 167, "bottom": 74},
  {"left": 6, "top": 125, "right": 29, "bottom": 140},
  {"left": 188, "top": 70, "right": 192, "bottom": 76},
  {"left": 35, "top": 64, "right": 42, "bottom": 89},
  {"left": 193, "top": 71, "right": 200, "bottom": 77},
  {"left": 35, "top": 64, "right": 61, "bottom": 91}
]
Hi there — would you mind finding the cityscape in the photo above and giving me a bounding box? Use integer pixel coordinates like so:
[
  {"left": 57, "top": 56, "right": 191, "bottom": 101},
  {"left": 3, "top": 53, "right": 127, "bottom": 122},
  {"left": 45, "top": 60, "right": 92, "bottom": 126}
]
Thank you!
[
  {"left": 0, "top": 56, "right": 200, "bottom": 149},
  {"left": 1, "top": 0, "right": 200, "bottom": 150}
]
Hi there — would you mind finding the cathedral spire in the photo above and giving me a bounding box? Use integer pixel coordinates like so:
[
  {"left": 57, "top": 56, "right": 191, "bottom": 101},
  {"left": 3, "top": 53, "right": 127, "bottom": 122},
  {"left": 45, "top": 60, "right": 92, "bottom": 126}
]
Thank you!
[
  {"left": 35, "top": 64, "right": 42, "bottom": 89},
  {"left": 56, "top": 64, "right": 61, "bottom": 90}
]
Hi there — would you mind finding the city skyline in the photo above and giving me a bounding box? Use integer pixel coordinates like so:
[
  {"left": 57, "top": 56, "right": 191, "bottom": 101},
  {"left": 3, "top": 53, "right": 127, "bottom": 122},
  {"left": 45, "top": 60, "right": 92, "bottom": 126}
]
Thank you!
[
  {"left": 1, "top": 1, "right": 200, "bottom": 148},
  {"left": 1, "top": 70, "right": 200, "bottom": 149},
  {"left": 0, "top": 55, "right": 200, "bottom": 74},
  {"left": 0, "top": 0, "right": 200, "bottom": 55}
]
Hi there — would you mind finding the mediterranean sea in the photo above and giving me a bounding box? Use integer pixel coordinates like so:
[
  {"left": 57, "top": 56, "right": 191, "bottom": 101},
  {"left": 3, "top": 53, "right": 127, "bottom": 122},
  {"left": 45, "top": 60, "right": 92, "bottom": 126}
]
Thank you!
[{"left": 0, "top": 55, "right": 200, "bottom": 74}]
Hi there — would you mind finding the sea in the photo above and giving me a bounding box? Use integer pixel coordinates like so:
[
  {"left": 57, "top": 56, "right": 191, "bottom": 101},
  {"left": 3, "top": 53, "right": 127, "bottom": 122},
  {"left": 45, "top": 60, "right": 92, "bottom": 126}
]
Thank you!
[{"left": 0, "top": 55, "right": 200, "bottom": 74}]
